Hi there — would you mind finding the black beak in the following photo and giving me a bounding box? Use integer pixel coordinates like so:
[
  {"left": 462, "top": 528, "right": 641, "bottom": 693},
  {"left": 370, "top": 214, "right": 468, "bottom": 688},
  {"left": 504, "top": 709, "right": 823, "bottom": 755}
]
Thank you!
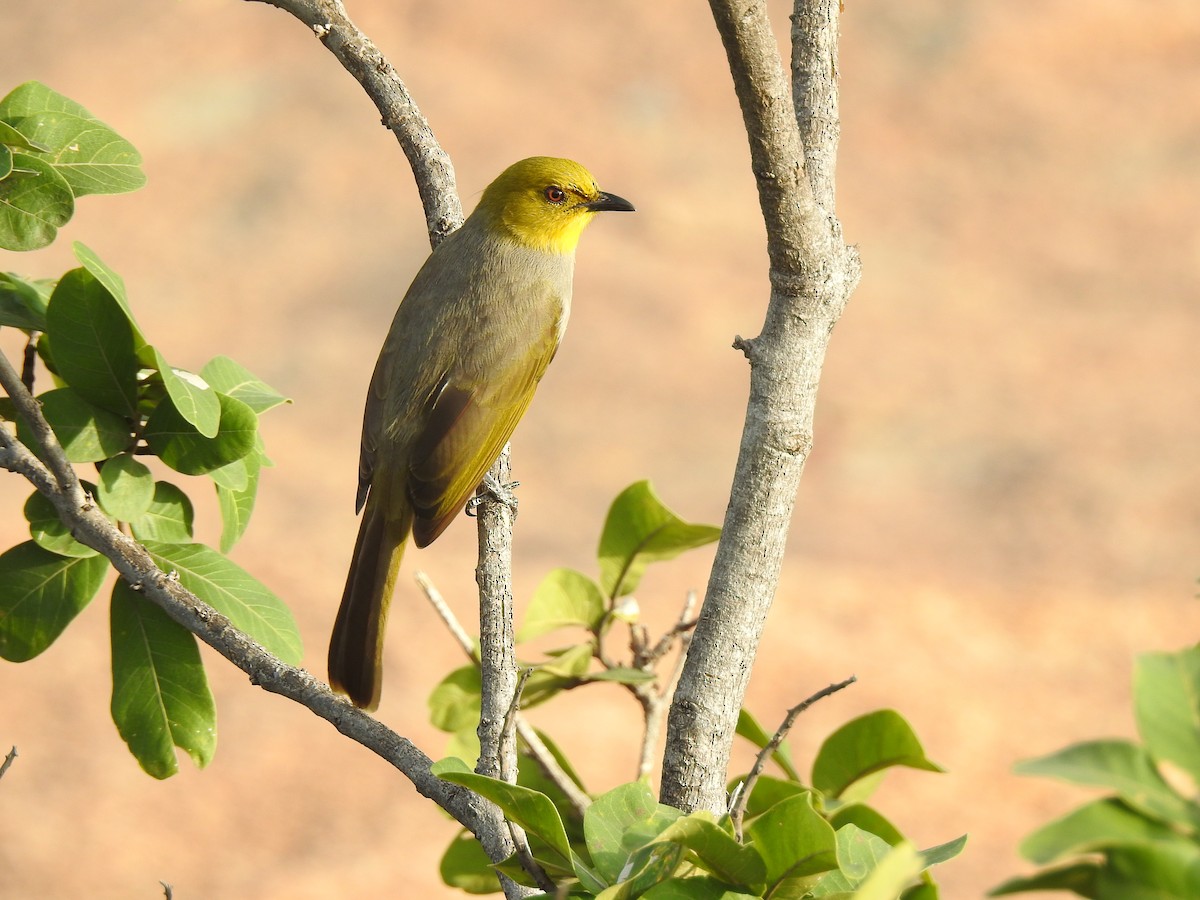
[{"left": 586, "top": 191, "right": 635, "bottom": 213}]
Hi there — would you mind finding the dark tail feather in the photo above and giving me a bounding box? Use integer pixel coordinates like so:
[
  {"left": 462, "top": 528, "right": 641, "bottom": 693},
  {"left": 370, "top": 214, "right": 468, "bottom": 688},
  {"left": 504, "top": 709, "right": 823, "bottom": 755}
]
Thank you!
[{"left": 328, "top": 499, "right": 409, "bottom": 710}]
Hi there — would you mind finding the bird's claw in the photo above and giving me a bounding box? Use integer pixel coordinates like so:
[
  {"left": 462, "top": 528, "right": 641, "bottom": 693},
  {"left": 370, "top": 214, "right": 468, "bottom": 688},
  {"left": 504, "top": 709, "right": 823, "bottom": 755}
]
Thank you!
[{"left": 466, "top": 476, "right": 521, "bottom": 516}]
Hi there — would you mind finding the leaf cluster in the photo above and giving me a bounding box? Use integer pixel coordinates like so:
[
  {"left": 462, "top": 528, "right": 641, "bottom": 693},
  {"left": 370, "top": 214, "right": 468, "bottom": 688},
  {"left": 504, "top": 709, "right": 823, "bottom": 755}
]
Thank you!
[
  {"left": 0, "top": 81, "right": 146, "bottom": 251},
  {"left": 0, "top": 84, "right": 298, "bottom": 779},
  {"left": 438, "top": 707, "right": 963, "bottom": 898},
  {"left": 429, "top": 480, "right": 720, "bottom": 757},
  {"left": 993, "top": 645, "right": 1200, "bottom": 898}
]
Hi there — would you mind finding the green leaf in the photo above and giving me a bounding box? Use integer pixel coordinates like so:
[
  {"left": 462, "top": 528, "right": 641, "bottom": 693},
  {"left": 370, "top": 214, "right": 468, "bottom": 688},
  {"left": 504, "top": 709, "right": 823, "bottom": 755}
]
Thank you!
[
  {"left": 656, "top": 811, "right": 766, "bottom": 888},
  {"left": 24, "top": 488, "right": 97, "bottom": 558},
  {"left": 129, "top": 481, "right": 195, "bottom": 544},
  {"left": 519, "top": 568, "right": 606, "bottom": 640},
  {"left": 1097, "top": 843, "right": 1200, "bottom": 897},
  {"left": 143, "top": 391, "right": 258, "bottom": 475},
  {"left": 739, "top": 776, "right": 809, "bottom": 820},
  {"left": 96, "top": 452, "right": 155, "bottom": 522},
  {"left": 828, "top": 805, "right": 905, "bottom": 847},
  {"left": 812, "top": 710, "right": 944, "bottom": 800},
  {"left": 1134, "top": 647, "right": 1200, "bottom": 787},
  {"left": 433, "top": 760, "right": 574, "bottom": 866},
  {"left": 918, "top": 833, "right": 967, "bottom": 869},
  {"left": 737, "top": 708, "right": 801, "bottom": 781},
  {"left": 0, "top": 541, "right": 107, "bottom": 661},
  {"left": 200, "top": 355, "right": 290, "bottom": 414},
  {"left": 522, "top": 642, "right": 595, "bottom": 706},
  {"left": 747, "top": 793, "right": 838, "bottom": 886},
  {"left": 585, "top": 781, "right": 660, "bottom": 883},
  {"left": 989, "top": 862, "right": 1100, "bottom": 896},
  {"left": 428, "top": 664, "right": 482, "bottom": 733},
  {"left": 0, "top": 144, "right": 9, "bottom": 180},
  {"left": 110, "top": 579, "right": 216, "bottom": 779},
  {"left": 0, "top": 81, "right": 145, "bottom": 196},
  {"left": 584, "top": 667, "right": 658, "bottom": 686},
  {"left": 642, "top": 876, "right": 760, "bottom": 899},
  {"left": 0, "top": 118, "right": 50, "bottom": 152},
  {"left": 143, "top": 541, "right": 302, "bottom": 664},
  {"left": 72, "top": 242, "right": 144, "bottom": 341},
  {"left": 45, "top": 267, "right": 139, "bottom": 416},
  {"left": 216, "top": 453, "right": 261, "bottom": 552},
  {"left": 150, "top": 347, "right": 220, "bottom": 438},
  {"left": 600, "top": 841, "right": 686, "bottom": 899},
  {"left": 439, "top": 829, "right": 501, "bottom": 895},
  {"left": 19, "top": 386, "right": 130, "bottom": 463},
  {"left": 1015, "top": 739, "right": 1200, "bottom": 830},
  {"left": 597, "top": 481, "right": 720, "bottom": 598},
  {"left": 0, "top": 151, "right": 73, "bottom": 250},
  {"left": 0, "top": 271, "right": 53, "bottom": 330},
  {"left": 843, "top": 836, "right": 923, "bottom": 900},
  {"left": 1020, "top": 797, "right": 1192, "bottom": 865},
  {"left": 520, "top": 727, "right": 589, "bottom": 801}
]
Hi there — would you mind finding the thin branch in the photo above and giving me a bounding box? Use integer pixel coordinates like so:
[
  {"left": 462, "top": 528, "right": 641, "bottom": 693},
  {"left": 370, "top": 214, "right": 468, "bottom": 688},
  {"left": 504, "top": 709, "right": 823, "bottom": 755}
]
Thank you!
[
  {"left": 246, "top": 0, "right": 462, "bottom": 246},
  {"left": 729, "top": 675, "right": 857, "bottom": 840},
  {"left": 418, "top": 567, "right": 592, "bottom": 819},
  {"left": 0, "top": 352, "right": 512, "bottom": 861},
  {"left": 515, "top": 719, "right": 592, "bottom": 818},
  {"left": 0, "top": 746, "right": 17, "bottom": 781},
  {"left": 661, "top": 0, "right": 861, "bottom": 814},
  {"left": 474, "top": 450, "right": 520, "bottom": 784},
  {"left": 415, "top": 569, "right": 475, "bottom": 657},
  {"left": 632, "top": 591, "right": 698, "bottom": 781}
]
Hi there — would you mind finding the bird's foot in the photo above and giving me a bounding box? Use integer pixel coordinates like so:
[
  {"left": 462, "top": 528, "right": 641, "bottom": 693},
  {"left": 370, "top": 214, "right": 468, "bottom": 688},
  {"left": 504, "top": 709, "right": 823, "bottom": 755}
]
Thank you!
[{"left": 466, "top": 474, "right": 521, "bottom": 517}]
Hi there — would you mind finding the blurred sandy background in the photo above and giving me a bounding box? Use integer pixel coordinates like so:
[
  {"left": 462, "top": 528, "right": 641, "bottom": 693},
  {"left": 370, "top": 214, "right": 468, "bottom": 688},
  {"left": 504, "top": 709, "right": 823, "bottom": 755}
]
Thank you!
[{"left": 2, "top": 0, "right": 1198, "bottom": 897}]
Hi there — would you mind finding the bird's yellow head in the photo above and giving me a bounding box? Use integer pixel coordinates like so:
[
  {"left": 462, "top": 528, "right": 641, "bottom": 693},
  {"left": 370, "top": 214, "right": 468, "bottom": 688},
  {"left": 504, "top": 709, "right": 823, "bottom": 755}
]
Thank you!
[{"left": 476, "top": 156, "right": 634, "bottom": 255}]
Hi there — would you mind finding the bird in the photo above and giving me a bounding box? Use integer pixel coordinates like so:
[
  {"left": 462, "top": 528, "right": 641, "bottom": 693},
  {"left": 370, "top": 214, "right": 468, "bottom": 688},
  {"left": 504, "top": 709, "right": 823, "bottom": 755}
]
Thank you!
[{"left": 329, "top": 156, "right": 634, "bottom": 709}]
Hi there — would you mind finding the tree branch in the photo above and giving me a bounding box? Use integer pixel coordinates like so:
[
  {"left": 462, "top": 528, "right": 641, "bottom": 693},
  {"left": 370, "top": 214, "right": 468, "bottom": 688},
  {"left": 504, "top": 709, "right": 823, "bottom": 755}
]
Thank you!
[
  {"left": 728, "top": 675, "right": 856, "bottom": 840},
  {"left": 660, "top": 0, "right": 861, "bottom": 814},
  {"left": 246, "top": 0, "right": 462, "bottom": 245},
  {"left": 473, "top": 450, "right": 520, "bottom": 785}
]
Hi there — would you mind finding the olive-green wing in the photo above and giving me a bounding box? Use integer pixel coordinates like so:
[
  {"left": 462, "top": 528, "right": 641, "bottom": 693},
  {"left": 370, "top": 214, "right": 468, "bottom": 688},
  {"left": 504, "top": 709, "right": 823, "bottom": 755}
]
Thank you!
[{"left": 407, "top": 324, "right": 559, "bottom": 548}]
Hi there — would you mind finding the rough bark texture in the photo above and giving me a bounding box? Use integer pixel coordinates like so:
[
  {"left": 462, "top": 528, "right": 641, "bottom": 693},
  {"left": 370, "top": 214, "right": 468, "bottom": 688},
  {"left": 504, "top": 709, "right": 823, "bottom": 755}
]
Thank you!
[{"left": 659, "top": 0, "right": 861, "bottom": 814}]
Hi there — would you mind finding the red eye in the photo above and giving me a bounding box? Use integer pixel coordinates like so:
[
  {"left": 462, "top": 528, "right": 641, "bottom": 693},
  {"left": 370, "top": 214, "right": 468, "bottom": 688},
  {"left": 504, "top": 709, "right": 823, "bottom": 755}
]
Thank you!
[{"left": 544, "top": 186, "right": 566, "bottom": 204}]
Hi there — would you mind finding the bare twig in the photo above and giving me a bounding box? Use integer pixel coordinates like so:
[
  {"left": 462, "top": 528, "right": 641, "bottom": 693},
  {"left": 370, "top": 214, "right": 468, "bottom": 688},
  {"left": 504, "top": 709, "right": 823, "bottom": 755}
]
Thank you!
[
  {"left": 631, "top": 591, "right": 698, "bottom": 781},
  {"left": 661, "top": 0, "right": 861, "bottom": 814},
  {"left": 0, "top": 746, "right": 17, "bottom": 781},
  {"left": 160, "top": 881, "right": 173, "bottom": 900},
  {"left": 246, "top": 0, "right": 462, "bottom": 246},
  {"left": 415, "top": 570, "right": 475, "bottom": 658},
  {"left": 729, "top": 675, "right": 857, "bottom": 840}
]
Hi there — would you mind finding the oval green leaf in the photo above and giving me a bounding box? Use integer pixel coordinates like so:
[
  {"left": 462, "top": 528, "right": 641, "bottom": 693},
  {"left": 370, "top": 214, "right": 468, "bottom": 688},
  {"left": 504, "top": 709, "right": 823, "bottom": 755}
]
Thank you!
[
  {"left": 129, "top": 481, "right": 195, "bottom": 544},
  {"left": 519, "top": 568, "right": 606, "bottom": 641},
  {"left": 45, "top": 267, "right": 139, "bottom": 416},
  {"left": 20, "top": 386, "right": 130, "bottom": 463},
  {"left": 110, "top": 579, "right": 216, "bottom": 779},
  {"left": 598, "top": 481, "right": 720, "bottom": 598},
  {"left": 96, "top": 452, "right": 155, "bottom": 522},
  {"left": 812, "top": 710, "right": 944, "bottom": 800},
  {"left": 0, "top": 541, "right": 108, "bottom": 661},
  {"left": 0, "top": 151, "right": 73, "bottom": 251},
  {"left": 23, "top": 489, "right": 98, "bottom": 558},
  {"left": 143, "top": 391, "right": 257, "bottom": 475},
  {"left": 143, "top": 541, "right": 302, "bottom": 664}
]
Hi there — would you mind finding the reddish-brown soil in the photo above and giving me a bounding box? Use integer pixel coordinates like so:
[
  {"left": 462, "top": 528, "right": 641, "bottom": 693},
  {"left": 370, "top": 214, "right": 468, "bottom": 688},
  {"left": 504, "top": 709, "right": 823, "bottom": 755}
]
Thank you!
[{"left": 2, "top": 1, "right": 1198, "bottom": 897}]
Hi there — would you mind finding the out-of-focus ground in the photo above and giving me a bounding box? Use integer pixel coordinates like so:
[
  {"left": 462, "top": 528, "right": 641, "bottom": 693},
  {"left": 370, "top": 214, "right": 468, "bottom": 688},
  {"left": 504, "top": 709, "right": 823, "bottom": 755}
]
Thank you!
[{"left": 2, "top": 1, "right": 1198, "bottom": 897}]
